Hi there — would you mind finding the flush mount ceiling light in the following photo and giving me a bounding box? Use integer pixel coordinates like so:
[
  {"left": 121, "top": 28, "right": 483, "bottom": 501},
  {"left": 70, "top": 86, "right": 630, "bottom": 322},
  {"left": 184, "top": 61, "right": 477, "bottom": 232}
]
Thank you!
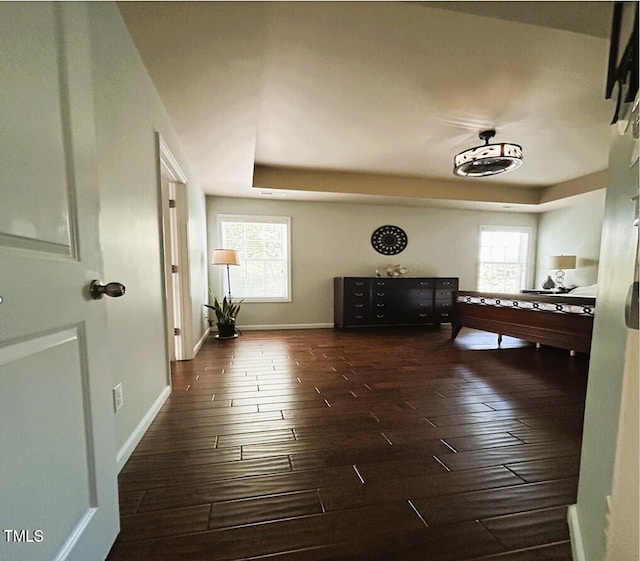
[{"left": 453, "top": 129, "right": 523, "bottom": 177}]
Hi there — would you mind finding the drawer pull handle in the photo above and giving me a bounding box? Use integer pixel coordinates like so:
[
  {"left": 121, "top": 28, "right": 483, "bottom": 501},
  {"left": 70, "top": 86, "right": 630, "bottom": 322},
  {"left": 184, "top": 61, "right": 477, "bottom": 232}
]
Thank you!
[
  {"left": 355, "top": 315, "right": 364, "bottom": 319},
  {"left": 419, "top": 313, "right": 428, "bottom": 317},
  {"left": 377, "top": 303, "right": 385, "bottom": 307},
  {"left": 355, "top": 292, "right": 364, "bottom": 297},
  {"left": 376, "top": 292, "right": 385, "bottom": 296},
  {"left": 355, "top": 304, "right": 364, "bottom": 308},
  {"left": 355, "top": 281, "right": 364, "bottom": 285},
  {"left": 376, "top": 314, "right": 385, "bottom": 318},
  {"left": 441, "top": 313, "right": 449, "bottom": 317}
]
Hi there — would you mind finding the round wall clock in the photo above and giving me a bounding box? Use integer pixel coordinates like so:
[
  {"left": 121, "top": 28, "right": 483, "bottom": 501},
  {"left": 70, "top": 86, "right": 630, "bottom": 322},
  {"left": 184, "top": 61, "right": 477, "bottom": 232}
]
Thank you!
[{"left": 371, "top": 225, "right": 408, "bottom": 255}]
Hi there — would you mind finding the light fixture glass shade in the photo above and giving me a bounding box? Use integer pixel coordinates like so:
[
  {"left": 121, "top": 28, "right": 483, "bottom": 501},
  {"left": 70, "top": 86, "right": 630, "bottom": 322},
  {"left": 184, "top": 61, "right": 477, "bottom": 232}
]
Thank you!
[
  {"left": 212, "top": 249, "right": 240, "bottom": 266},
  {"left": 548, "top": 255, "right": 576, "bottom": 270},
  {"left": 453, "top": 130, "right": 523, "bottom": 177}
]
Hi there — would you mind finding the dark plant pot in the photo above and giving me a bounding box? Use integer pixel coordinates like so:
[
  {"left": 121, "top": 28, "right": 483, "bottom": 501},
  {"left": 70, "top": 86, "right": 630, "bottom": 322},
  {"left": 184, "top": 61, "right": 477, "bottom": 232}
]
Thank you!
[{"left": 216, "top": 323, "right": 236, "bottom": 339}]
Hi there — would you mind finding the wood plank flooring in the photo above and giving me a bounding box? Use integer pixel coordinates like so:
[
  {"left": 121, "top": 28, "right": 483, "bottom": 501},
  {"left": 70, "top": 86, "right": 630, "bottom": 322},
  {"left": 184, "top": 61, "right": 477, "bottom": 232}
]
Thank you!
[{"left": 106, "top": 327, "right": 588, "bottom": 561}]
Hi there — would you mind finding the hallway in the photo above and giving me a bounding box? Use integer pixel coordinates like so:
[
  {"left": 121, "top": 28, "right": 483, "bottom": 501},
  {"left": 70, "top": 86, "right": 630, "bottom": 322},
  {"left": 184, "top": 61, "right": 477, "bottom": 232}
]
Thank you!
[{"left": 107, "top": 327, "right": 587, "bottom": 560}]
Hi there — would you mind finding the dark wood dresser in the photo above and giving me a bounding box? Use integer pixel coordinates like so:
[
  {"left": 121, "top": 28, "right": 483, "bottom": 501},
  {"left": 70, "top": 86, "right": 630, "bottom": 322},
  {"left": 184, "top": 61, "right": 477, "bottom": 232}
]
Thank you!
[{"left": 333, "top": 277, "right": 459, "bottom": 328}]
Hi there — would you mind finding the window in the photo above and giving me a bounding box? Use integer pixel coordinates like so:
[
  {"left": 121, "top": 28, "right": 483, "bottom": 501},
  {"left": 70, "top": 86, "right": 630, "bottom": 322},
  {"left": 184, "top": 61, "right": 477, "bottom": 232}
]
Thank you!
[
  {"left": 218, "top": 214, "right": 291, "bottom": 302},
  {"left": 477, "top": 226, "right": 530, "bottom": 292}
]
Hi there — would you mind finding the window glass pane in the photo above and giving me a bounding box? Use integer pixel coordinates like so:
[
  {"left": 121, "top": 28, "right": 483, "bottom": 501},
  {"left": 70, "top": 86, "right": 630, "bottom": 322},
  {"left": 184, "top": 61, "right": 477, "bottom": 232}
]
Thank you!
[
  {"left": 219, "top": 215, "right": 290, "bottom": 301},
  {"left": 479, "top": 245, "right": 491, "bottom": 261},
  {"left": 490, "top": 247, "right": 505, "bottom": 262},
  {"left": 504, "top": 246, "right": 519, "bottom": 262},
  {"left": 477, "top": 227, "right": 529, "bottom": 292}
]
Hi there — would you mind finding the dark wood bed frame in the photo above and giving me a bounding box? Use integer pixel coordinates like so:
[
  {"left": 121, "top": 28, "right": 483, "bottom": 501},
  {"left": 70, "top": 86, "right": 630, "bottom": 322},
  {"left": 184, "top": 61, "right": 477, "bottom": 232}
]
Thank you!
[{"left": 451, "top": 291, "right": 596, "bottom": 354}]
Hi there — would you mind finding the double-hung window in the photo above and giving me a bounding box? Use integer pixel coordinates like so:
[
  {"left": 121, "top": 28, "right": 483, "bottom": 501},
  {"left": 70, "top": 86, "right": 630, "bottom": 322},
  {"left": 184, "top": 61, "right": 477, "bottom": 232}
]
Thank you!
[
  {"left": 477, "top": 226, "right": 531, "bottom": 292},
  {"left": 218, "top": 214, "right": 291, "bottom": 302}
]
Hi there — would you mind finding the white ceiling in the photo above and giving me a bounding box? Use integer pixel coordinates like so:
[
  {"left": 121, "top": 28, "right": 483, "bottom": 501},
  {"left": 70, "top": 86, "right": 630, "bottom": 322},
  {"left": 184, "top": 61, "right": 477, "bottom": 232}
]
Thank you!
[{"left": 118, "top": 1, "right": 615, "bottom": 211}]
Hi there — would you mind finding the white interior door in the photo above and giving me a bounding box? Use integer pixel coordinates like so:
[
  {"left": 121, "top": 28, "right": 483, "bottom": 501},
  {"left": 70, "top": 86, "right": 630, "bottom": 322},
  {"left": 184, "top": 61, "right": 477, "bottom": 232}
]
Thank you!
[
  {"left": 0, "top": 3, "right": 119, "bottom": 561},
  {"left": 160, "top": 174, "right": 182, "bottom": 361}
]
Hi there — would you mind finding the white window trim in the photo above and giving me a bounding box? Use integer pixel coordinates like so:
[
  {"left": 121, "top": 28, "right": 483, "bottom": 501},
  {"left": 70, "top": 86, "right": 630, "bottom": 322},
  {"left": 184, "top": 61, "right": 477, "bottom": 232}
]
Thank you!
[
  {"left": 477, "top": 225, "right": 534, "bottom": 292},
  {"left": 217, "top": 214, "right": 292, "bottom": 303}
]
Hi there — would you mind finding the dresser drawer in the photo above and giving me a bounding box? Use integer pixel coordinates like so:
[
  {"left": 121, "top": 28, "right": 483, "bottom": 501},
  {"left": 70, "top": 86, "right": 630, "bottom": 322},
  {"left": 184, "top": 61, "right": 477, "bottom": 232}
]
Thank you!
[
  {"left": 345, "top": 278, "right": 370, "bottom": 289},
  {"left": 371, "top": 277, "right": 388, "bottom": 284},
  {"left": 414, "top": 310, "right": 435, "bottom": 323},
  {"left": 345, "top": 310, "right": 372, "bottom": 325},
  {"left": 435, "top": 289, "right": 454, "bottom": 300},
  {"left": 435, "top": 310, "right": 453, "bottom": 322},
  {"left": 348, "top": 290, "right": 369, "bottom": 301},
  {"left": 372, "top": 288, "right": 432, "bottom": 298},
  {"left": 344, "top": 278, "right": 371, "bottom": 298},
  {"left": 372, "top": 278, "right": 434, "bottom": 289},
  {"left": 435, "top": 300, "right": 453, "bottom": 311},
  {"left": 406, "top": 279, "right": 435, "bottom": 288},
  {"left": 413, "top": 289, "right": 434, "bottom": 300},
  {"left": 436, "top": 278, "right": 458, "bottom": 289}
]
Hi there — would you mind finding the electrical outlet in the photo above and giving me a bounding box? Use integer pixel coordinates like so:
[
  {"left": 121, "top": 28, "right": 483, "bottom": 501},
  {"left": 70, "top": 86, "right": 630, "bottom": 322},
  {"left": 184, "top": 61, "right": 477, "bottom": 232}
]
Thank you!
[{"left": 113, "top": 383, "right": 124, "bottom": 412}]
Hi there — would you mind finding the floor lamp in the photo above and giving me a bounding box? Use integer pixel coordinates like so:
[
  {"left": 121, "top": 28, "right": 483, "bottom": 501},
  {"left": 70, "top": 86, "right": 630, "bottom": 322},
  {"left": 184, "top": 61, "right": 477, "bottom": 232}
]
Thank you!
[{"left": 212, "top": 249, "right": 240, "bottom": 299}]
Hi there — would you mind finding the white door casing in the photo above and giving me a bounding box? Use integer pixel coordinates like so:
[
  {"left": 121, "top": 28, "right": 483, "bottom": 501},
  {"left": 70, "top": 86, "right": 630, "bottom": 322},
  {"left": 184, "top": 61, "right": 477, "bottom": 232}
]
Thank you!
[
  {"left": 158, "top": 135, "right": 193, "bottom": 361},
  {"left": 0, "top": 3, "right": 119, "bottom": 560}
]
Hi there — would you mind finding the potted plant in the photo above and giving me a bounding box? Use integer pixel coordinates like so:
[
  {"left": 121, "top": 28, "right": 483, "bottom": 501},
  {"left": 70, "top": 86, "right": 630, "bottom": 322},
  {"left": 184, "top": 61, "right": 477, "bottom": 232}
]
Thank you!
[{"left": 204, "top": 291, "right": 242, "bottom": 339}]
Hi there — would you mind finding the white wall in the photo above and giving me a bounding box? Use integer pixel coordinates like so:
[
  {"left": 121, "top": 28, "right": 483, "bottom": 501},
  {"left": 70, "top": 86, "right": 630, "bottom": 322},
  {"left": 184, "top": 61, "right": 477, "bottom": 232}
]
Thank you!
[
  {"left": 535, "top": 190, "right": 606, "bottom": 289},
  {"left": 188, "top": 186, "right": 210, "bottom": 352},
  {"left": 207, "top": 196, "right": 538, "bottom": 327},
  {"left": 89, "top": 3, "right": 208, "bottom": 466}
]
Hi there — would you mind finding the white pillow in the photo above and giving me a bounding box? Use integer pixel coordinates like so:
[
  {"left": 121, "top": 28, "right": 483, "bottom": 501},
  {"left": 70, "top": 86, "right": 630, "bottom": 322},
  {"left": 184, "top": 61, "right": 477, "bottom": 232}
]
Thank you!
[{"left": 569, "top": 284, "right": 598, "bottom": 297}]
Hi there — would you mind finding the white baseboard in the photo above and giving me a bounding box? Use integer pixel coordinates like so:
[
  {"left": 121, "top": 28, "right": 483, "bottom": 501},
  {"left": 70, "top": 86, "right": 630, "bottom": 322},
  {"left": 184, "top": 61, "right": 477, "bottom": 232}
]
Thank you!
[
  {"left": 238, "top": 323, "right": 334, "bottom": 331},
  {"left": 568, "top": 504, "right": 586, "bottom": 561},
  {"left": 116, "top": 385, "right": 171, "bottom": 472},
  {"left": 193, "top": 326, "right": 210, "bottom": 355}
]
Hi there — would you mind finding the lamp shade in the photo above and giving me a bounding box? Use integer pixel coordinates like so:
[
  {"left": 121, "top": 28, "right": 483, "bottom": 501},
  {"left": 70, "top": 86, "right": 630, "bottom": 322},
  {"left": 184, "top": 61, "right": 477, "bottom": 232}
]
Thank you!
[
  {"left": 548, "top": 255, "right": 576, "bottom": 270},
  {"left": 212, "top": 249, "right": 240, "bottom": 266}
]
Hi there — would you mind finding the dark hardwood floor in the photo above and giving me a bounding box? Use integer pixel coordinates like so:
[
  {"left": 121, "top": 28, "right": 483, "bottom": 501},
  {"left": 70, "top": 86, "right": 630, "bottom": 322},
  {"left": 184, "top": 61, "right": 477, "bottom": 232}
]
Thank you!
[{"left": 106, "top": 326, "right": 588, "bottom": 561}]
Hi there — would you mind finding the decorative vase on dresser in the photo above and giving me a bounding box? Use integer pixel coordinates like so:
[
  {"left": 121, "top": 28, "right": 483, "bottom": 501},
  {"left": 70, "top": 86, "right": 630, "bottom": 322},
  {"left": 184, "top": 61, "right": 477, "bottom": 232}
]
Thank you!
[{"left": 542, "top": 275, "right": 556, "bottom": 290}]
